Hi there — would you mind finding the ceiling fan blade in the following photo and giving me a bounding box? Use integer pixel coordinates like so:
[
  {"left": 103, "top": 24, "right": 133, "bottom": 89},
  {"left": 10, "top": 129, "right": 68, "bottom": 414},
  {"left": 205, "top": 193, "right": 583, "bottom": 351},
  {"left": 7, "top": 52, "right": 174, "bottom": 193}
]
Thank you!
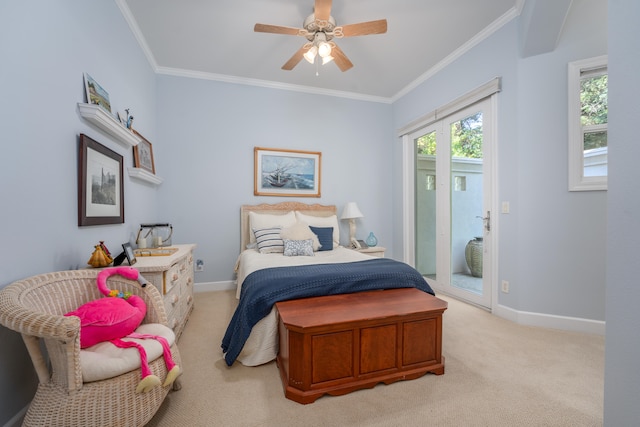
[
  {"left": 314, "top": 0, "right": 332, "bottom": 21},
  {"left": 254, "top": 23, "right": 302, "bottom": 36},
  {"left": 330, "top": 44, "right": 353, "bottom": 72},
  {"left": 339, "top": 19, "right": 388, "bottom": 37},
  {"left": 282, "top": 45, "right": 308, "bottom": 70}
]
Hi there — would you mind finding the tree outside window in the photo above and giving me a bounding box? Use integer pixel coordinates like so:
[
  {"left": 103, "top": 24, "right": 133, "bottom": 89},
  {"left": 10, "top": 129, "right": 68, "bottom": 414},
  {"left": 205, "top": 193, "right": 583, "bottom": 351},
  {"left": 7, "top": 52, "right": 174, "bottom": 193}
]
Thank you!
[{"left": 568, "top": 55, "right": 608, "bottom": 191}]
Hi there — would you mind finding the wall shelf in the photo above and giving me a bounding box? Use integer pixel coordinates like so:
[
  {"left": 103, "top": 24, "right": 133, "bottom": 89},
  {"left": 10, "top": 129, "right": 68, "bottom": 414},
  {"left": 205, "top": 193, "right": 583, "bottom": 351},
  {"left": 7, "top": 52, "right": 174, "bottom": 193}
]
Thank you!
[
  {"left": 128, "top": 167, "right": 163, "bottom": 185},
  {"left": 78, "top": 103, "right": 141, "bottom": 148}
]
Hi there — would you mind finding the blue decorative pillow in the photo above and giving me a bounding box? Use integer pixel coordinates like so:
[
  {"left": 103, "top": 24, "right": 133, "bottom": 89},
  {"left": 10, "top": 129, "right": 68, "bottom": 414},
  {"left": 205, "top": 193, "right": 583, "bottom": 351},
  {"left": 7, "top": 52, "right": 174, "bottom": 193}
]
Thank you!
[
  {"left": 309, "top": 226, "right": 334, "bottom": 251},
  {"left": 253, "top": 226, "right": 283, "bottom": 254},
  {"left": 283, "top": 239, "right": 315, "bottom": 257}
]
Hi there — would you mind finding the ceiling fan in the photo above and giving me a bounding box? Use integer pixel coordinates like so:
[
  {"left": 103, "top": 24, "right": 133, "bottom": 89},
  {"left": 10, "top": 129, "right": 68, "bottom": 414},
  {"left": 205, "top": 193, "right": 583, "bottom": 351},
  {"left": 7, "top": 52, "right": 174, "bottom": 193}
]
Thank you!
[{"left": 254, "top": 0, "right": 387, "bottom": 72}]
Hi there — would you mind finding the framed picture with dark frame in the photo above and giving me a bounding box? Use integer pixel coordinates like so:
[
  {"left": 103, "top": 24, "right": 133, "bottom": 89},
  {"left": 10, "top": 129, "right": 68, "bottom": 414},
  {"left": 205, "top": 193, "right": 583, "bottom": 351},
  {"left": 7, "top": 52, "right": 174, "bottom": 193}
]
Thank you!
[
  {"left": 122, "top": 242, "right": 136, "bottom": 265},
  {"left": 132, "top": 129, "right": 156, "bottom": 174},
  {"left": 113, "top": 242, "right": 136, "bottom": 266},
  {"left": 78, "top": 134, "right": 124, "bottom": 226},
  {"left": 254, "top": 147, "right": 321, "bottom": 197}
]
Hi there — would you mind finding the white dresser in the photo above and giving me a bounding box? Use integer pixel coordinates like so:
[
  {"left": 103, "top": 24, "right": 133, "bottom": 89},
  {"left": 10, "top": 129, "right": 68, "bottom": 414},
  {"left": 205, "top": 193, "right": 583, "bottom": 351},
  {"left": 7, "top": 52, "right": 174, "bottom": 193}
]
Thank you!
[{"left": 133, "top": 244, "right": 196, "bottom": 340}]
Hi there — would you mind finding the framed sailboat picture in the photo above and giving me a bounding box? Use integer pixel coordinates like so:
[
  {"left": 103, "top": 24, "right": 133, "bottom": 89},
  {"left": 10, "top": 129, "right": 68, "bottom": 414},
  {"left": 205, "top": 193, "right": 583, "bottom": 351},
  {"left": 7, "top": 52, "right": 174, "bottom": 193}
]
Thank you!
[{"left": 254, "top": 147, "right": 321, "bottom": 197}]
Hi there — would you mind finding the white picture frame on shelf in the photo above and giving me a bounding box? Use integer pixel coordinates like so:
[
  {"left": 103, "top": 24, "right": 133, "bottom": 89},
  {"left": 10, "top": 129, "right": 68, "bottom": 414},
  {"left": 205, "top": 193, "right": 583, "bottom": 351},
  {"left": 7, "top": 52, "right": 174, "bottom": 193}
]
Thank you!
[{"left": 83, "top": 72, "right": 111, "bottom": 113}]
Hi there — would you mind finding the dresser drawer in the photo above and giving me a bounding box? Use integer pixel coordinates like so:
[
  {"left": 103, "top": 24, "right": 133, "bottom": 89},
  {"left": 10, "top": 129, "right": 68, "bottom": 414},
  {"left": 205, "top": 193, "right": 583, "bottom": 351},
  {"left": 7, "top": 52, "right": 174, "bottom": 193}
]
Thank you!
[
  {"left": 163, "top": 280, "right": 182, "bottom": 330},
  {"left": 165, "top": 262, "right": 181, "bottom": 294}
]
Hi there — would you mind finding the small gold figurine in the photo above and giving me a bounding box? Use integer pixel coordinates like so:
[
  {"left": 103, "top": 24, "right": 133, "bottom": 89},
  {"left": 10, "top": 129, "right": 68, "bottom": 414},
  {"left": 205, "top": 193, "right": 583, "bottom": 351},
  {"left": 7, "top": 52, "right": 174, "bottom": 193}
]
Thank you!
[{"left": 87, "top": 241, "right": 113, "bottom": 267}]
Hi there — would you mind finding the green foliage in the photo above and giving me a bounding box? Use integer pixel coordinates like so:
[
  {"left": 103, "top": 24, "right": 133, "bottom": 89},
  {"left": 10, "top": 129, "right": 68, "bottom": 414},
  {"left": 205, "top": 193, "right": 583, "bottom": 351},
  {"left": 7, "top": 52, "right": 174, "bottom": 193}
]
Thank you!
[
  {"left": 416, "top": 132, "right": 436, "bottom": 155},
  {"left": 581, "top": 74, "right": 608, "bottom": 150},
  {"left": 581, "top": 74, "right": 608, "bottom": 126},
  {"left": 584, "top": 130, "right": 607, "bottom": 150},
  {"left": 416, "top": 113, "right": 483, "bottom": 159},
  {"left": 451, "top": 113, "right": 483, "bottom": 159}
]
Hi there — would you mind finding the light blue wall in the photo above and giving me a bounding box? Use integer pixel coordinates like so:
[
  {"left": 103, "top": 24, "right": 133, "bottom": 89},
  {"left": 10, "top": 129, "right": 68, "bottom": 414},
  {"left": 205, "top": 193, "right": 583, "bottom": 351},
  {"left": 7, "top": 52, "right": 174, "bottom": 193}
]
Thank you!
[
  {"left": 0, "top": 0, "right": 160, "bottom": 286},
  {"left": 2, "top": 0, "right": 635, "bottom": 425},
  {"left": 392, "top": 0, "right": 607, "bottom": 321},
  {"left": 604, "top": 1, "right": 640, "bottom": 424},
  {"left": 154, "top": 76, "right": 393, "bottom": 284},
  {"left": 0, "top": 1, "right": 160, "bottom": 424}
]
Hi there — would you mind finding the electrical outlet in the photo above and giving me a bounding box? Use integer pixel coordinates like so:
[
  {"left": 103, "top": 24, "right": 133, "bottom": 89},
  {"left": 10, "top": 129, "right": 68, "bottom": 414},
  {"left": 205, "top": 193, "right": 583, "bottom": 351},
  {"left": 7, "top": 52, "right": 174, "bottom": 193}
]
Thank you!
[
  {"left": 501, "top": 280, "right": 510, "bottom": 293},
  {"left": 195, "top": 259, "right": 204, "bottom": 272}
]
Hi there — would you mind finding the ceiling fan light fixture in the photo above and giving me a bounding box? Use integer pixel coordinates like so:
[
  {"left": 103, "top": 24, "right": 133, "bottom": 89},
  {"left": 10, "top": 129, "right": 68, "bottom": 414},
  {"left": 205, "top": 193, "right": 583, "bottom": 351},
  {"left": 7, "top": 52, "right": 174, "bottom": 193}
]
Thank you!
[
  {"left": 318, "top": 41, "right": 332, "bottom": 58},
  {"left": 255, "top": 0, "right": 387, "bottom": 72},
  {"left": 304, "top": 45, "right": 318, "bottom": 63}
]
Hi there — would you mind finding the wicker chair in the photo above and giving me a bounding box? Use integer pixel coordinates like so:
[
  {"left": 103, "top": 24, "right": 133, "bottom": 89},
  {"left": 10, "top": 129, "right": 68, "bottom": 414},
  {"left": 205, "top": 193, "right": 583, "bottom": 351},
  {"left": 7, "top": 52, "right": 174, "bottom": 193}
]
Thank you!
[{"left": 0, "top": 269, "right": 182, "bottom": 427}]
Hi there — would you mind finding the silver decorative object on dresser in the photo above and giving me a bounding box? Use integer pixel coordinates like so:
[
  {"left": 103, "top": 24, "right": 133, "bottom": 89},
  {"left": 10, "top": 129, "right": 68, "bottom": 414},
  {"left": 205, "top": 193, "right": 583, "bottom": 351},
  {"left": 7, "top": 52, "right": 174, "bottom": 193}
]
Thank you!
[{"left": 133, "top": 244, "right": 196, "bottom": 339}]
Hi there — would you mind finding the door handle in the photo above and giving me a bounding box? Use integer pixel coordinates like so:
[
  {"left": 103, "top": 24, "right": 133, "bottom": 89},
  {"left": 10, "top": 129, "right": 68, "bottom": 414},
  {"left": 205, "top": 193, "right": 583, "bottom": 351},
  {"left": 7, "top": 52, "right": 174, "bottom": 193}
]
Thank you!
[{"left": 476, "top": 211, "right": 491, "bottom": 232}]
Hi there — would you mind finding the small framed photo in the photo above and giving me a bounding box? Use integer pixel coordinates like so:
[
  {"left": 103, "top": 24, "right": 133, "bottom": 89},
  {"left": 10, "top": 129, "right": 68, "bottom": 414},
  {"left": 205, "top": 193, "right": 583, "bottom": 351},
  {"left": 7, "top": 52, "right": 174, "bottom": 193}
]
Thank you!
[
  {"left": 122, "top": 242, "right": 136, "bottom": 265},
  {"left": 132, "top": 130, "right": 156, "bottom": 174},
  {"left": 254, "top": 147, "right": 321, "bottom": 197},
  {"left": 78, "top": 134, "right": 124, "bottom": 226},
  {"left": 83, "top": 73, "right": 111, "bottom": 113}
]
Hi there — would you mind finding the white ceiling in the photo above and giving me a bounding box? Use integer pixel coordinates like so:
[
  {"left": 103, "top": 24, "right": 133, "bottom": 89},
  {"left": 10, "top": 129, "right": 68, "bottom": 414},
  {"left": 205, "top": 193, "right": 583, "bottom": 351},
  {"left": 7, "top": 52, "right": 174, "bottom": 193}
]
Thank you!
[{"left": 119, "top": 0, "right": 523, "bottom": 101}]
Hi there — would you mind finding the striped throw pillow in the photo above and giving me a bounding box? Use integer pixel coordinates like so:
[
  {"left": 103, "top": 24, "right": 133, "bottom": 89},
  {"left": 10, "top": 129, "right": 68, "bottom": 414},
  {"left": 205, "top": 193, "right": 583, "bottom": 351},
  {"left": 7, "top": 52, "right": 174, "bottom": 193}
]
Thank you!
[{"left": 252, "top": 226, "right": 284, "bottom": 254}]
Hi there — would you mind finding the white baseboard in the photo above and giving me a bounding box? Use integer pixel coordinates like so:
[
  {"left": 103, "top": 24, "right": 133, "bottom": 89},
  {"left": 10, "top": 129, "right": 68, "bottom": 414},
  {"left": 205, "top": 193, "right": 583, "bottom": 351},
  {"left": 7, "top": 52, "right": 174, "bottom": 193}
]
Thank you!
[
  {"left": 192, "top": 281, "right": 606, "bottom": 335},
  {"left": 493, "top": 304, "right": 605, "bottom": 335},
  {"left": 194, "top": 280, "right": 235, "bottom": 293}
]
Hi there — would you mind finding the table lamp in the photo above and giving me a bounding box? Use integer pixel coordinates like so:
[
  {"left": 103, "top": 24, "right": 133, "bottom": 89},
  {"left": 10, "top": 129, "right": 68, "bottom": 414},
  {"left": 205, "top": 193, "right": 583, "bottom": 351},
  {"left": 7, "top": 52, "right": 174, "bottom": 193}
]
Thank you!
[{"left": 340, "top": 202, "right": 364, "bottom": 244}]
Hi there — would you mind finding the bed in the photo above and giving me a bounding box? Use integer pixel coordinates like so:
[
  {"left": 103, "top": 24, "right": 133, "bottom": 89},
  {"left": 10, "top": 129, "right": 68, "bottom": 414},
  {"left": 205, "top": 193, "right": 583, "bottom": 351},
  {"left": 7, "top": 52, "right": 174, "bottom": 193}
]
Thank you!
[{"left": 221, "top": 202, "right": 436, "bottom": 367}]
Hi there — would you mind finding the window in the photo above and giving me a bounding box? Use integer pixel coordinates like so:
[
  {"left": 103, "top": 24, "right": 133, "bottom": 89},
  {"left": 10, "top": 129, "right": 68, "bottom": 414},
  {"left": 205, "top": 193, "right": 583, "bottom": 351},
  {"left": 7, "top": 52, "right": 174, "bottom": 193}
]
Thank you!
[{"left": 568, "top": 55, "right": 608, "bottom": 191}]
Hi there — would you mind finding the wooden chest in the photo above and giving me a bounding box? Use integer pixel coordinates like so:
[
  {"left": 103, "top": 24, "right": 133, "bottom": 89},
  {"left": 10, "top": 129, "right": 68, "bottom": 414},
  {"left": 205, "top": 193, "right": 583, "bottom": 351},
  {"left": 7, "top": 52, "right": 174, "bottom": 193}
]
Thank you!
[{"left": 275, "top": 287, "right": 447, "bottom": 404}]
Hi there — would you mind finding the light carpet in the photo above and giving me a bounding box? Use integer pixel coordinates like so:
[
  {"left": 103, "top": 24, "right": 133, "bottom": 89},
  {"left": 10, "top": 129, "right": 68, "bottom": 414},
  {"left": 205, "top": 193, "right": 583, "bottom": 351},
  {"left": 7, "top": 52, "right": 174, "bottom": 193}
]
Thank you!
[{"left": 147, "top": 290, "right": 604, "bottom": 426}]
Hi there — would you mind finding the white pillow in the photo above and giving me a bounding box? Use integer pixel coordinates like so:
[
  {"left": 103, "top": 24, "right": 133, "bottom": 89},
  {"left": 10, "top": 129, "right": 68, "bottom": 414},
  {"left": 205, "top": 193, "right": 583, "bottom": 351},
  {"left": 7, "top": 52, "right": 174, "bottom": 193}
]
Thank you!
[
  {"left": 248, "top": 211, "right": 296, "bottom": 243},
  {"left": 295, "top": 212, "right": 340, "bottom": 249},
  {"left": 280, "top": 222, "right": 321, "bottom": 251},
  {"left": 79, "top": 323, "right": 175, "bottom": 383}
]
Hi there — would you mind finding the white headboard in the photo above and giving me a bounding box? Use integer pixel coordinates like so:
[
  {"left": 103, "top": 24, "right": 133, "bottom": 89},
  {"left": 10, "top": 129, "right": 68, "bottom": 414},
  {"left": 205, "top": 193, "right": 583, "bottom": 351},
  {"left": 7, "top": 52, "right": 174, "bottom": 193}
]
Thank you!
[{"left": 240, "top": 202, "right": 337, "bottom": 251}]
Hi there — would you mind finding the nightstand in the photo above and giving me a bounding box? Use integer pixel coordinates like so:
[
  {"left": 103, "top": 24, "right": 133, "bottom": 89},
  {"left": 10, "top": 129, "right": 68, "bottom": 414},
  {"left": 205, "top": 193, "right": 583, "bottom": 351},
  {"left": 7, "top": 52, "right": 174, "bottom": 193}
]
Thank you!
[{"left": 353, "top": 246, "right": 386, "bottom": 257}]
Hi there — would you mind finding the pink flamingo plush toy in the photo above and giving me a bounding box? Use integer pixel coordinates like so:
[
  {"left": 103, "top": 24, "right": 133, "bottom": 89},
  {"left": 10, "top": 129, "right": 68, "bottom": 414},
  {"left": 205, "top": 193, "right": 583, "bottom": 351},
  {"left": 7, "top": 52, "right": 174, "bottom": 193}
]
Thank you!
[{"left": 65, "top": 266, "right": 180, "bottom": 393}]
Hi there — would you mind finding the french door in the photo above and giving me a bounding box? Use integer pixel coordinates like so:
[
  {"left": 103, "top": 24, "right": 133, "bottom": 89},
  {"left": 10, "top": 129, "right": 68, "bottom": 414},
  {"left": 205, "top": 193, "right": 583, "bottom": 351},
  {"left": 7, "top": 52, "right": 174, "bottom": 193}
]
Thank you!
[{"left": 411, "top": 98, "right": 494, "bottom": 309}]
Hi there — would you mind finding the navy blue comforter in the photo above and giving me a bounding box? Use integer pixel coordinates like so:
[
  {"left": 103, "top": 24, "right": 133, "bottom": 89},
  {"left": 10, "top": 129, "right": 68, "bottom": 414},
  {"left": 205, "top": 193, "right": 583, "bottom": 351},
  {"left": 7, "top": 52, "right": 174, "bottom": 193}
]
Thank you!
[{"left": 221, "top": 258, "right": 434, "bottom": 366}]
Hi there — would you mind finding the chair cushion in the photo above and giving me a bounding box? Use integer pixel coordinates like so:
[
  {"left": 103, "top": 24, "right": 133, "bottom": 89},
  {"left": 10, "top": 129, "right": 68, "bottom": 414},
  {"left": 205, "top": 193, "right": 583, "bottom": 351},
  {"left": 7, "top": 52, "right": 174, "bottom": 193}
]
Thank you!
[{"left": 79, "top": 323, "right": 175, "bottom": 383}]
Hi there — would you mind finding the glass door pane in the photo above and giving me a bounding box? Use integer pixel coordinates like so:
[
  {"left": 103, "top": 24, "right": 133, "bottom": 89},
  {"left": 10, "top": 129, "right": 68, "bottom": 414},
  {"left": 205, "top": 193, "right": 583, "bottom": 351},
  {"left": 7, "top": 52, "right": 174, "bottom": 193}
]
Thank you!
[
  {"left": 450, "top": 112, "right": 484, "bottom": 295},
  {"left": 413, "top": 97, "right": 492, "bottom": 310},
  {"left": 415, "top": 129, "right": 437, "bottom": 281}
]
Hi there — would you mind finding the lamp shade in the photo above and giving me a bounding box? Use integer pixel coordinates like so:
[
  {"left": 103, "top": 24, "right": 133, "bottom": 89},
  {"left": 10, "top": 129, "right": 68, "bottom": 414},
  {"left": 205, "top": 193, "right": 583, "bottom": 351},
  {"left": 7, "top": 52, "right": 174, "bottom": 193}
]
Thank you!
[
  {"left": 304, "top": 45, "right": 318, "bottom": 64},
  {"left": 340, "top": 202, "right": 364, "bottom": 220},
  {"left": 318, "top": 41, "right": 332, "bottom": 58}
]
